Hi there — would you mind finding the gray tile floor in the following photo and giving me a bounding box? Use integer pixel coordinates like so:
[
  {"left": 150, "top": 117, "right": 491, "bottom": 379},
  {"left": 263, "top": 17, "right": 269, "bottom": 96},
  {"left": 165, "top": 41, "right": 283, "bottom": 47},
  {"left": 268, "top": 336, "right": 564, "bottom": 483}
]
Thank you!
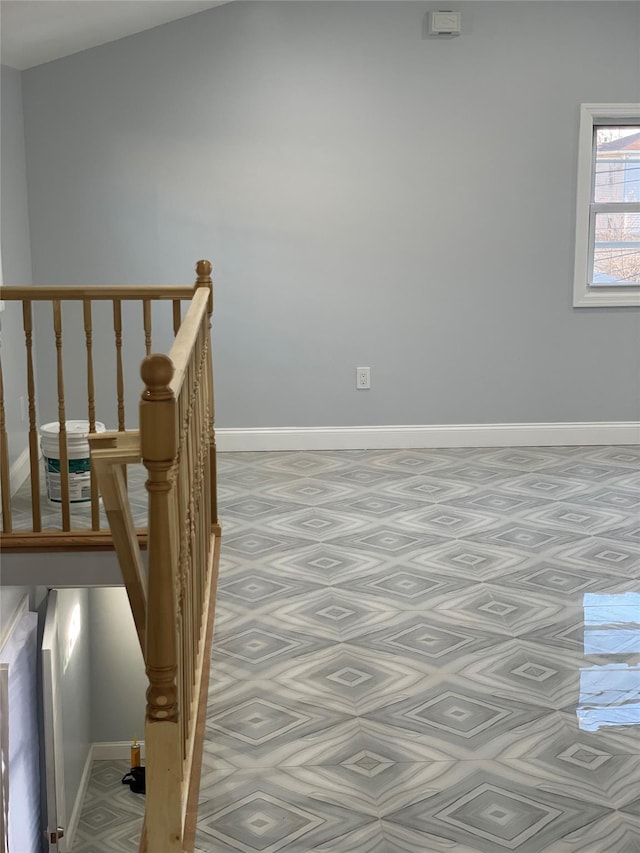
[
  {"left": 7, "top": 462, "right": 148, "bottom": 531},
  {"left": 73, "top": 761, "right": 145, "bottom": 853},
  {"left": 75, "top": 446, "right": 640, "bottom": 851}
]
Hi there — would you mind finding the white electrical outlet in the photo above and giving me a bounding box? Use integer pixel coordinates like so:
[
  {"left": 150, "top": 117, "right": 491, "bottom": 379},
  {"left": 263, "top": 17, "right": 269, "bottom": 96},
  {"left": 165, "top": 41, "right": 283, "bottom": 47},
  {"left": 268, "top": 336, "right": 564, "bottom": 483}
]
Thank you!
[{"left": 356, "top": 367, "right": 371, "bottom": 389}]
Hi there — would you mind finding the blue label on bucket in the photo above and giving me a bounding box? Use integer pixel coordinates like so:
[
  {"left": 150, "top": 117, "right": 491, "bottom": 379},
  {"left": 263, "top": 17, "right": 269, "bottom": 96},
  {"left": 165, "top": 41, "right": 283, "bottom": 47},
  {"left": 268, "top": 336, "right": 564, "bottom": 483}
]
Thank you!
[
  {"left": 45, "top": 457, "right": 91, "bottom": 474},
  {"left": 43, "top": 455, "right": 93, "bottom": 502}
]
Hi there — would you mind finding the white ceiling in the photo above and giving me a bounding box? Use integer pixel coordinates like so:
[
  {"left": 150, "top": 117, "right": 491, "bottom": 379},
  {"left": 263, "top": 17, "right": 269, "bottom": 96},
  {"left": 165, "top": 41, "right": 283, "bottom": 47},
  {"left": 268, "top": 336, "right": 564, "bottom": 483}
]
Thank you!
[
  {"left": 0, "top": 0, "right": 232, "bottom": 70},
  {"left": 0, "top": 0, "right": 612, "bottom": 72}
]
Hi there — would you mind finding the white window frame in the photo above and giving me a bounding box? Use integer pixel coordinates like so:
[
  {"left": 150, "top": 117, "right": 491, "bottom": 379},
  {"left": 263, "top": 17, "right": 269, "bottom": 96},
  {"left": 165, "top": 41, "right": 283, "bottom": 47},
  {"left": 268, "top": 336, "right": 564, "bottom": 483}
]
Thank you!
[{"left": 573, "top": 103, "right": 640, "bottom": 307}]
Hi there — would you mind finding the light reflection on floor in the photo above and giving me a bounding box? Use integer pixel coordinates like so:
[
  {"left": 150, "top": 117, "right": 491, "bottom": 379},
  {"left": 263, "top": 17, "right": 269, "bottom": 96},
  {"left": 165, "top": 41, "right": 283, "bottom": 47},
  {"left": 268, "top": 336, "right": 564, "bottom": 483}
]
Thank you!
[{"left": 579, "top": 591, "right": 640, "bottom": 732}]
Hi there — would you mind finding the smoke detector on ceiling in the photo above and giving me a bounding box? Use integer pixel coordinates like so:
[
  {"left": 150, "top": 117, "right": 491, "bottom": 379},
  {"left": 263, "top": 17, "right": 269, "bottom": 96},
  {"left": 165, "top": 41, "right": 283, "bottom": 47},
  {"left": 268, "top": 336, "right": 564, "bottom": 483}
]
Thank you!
[{"left": 429, "top": 11, "right": 462, "bottom": 36}]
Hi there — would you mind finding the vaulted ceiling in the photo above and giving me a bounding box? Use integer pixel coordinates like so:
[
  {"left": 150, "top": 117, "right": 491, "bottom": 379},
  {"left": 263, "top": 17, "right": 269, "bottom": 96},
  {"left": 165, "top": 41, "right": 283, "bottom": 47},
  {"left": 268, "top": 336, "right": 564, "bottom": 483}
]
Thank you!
[{"left": 0, "top": 1, "right": 231, "bottom": 70}]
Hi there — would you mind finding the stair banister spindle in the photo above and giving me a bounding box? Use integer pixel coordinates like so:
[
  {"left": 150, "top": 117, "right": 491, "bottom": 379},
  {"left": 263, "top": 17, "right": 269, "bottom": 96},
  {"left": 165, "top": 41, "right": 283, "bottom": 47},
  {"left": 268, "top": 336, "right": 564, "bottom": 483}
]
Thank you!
[
  {"left": 195, "top": 260, "right": 217, "bottom": 527},
  {"left": 143, "top": 299, "right": 152, "bottom": 356},
  {"left": 113, "top": 299, "right": 125, "bottom": 432},
  {"left": 22, "top": 300, "right": 41, "bottom": 531},
  {"left": 83, "top": 299, "right": 100, "bottom": 530},
  {"left": 172, "top": 300, "right": 182, "bottom": 336},
  {"left": 0, "top": 355, "right": 11, "bottom": 533},
  {"left": 53, "top": 300, "right": 71, "bottom": 530}
]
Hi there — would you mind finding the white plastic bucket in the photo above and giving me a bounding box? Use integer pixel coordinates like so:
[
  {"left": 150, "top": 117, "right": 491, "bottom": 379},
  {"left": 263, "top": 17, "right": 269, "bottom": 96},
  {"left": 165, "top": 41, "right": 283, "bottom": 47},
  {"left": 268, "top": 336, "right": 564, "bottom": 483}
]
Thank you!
[{"left": 39, "top": 420, "right": 106, "bottom": 504}]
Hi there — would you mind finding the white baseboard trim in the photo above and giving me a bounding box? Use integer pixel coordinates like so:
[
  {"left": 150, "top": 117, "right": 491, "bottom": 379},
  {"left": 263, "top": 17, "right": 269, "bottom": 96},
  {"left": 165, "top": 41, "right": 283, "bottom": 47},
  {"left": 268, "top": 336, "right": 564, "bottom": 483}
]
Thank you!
[
  {"left": 66, "top": 744, "right": 94, "bottom": 851},
  {"left": 10, "top": 446, "right": 31, "bottom": 494},
  {"left": 216, "top": 422, "right": 640, "bottom": 452},
  {"left": 92, "top": 740, "right": 146, "bottom": 761}
]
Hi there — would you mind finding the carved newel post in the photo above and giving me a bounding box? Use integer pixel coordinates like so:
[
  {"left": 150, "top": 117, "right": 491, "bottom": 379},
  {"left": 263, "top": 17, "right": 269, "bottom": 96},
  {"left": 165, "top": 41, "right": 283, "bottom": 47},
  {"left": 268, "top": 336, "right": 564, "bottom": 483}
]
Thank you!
[
  {"left": 140, "top": 354, "right": 178, "bottom": 721},
  {"left": 140, "top": 353, "right": 182, "bottom": 850}
]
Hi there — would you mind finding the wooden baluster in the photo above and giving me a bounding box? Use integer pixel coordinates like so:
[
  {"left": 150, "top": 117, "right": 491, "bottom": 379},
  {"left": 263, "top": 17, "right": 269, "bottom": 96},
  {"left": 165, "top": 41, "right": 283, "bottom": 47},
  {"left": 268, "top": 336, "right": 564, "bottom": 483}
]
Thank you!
[
  {"left": 113, "top": 300, "right": 125, "bottom": 431},
  {"left": 172, "top": 300, "right": 181, "bottom": 336},
  {"left": 179, "top": 375, "right": 189, "bottom": 709},
  {"left": 176, "top": 385, "right": 190, "bottom": 744},
  {"left": 188, "top": 330, "right": 203, "bottom": 701},
  {"left": 192, "top": 533, "right": 199, "bottom": 699},
  {"left": 83, "top": 300, "right": 100, "bottom": 530},
  {"left": 143, "top": 299, "right": 152, "bottom": 356},
  {"left": 200, "top": 329, "right": 209, "bottom": 622},
  {"left": 202, "top": 321, "right": 210, "bottom": 575},
  {"left": 113, "top": 299, "right": 127, "bottom": 493},
  {"left": 193, "top": 384, "right": 200, "bottom": 696},
  {"left": 83, "top": 302, "right": 97, "bottom": 434},
  {"left": 201, "top": 320, "right": 212, "bottom": 580},
  {"left": 22, "top": 301, "right": 41, "bottom": 532},
  {"left": 192, "top": 369, "right": 200, "bottom": 659},
  {"left": 177, "top": 392, "right": 189, "bottom": 761},
  {"left": 195, "top": 329, "right": 206, "bottom": 637},
  {"left": 0, "top": 355, "right": 11, "bottom": 533},
  {"left": 194, "top": 326, "right": 202, "bottom": 597},
  {"left": 184, "top": 522, "right": 191, "bottom": 752},
  {"left": 186, "top": 361, "right": 196, "bottom": 698},
  {"left": 195, "top": 260, "right": 217, "bottom": 527},
  {"left": 53, "top": 301, "right": 71, "bottom": 530},
  {"left": 140, "top": 354, "right": 182, "bottom": 853},
  {"left": 167, "top": 440, "right": 184, "bottom": 763},
  {"left": 172, "top": 389, "right": 182, "bottom": 759},
  {"left": 179, "top": 613, "right": 186, "bottom": 763}
]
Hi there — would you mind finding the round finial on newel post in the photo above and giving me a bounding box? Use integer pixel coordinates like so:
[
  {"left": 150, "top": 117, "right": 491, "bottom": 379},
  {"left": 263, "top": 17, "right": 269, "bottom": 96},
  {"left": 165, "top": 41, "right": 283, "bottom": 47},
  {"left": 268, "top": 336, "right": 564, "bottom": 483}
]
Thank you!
[
  {"left": 196, "top": 259, "right": 212, "bottom": 287},
  {"left": 141, "top": 354, "right": 175, "bottom": 401}
]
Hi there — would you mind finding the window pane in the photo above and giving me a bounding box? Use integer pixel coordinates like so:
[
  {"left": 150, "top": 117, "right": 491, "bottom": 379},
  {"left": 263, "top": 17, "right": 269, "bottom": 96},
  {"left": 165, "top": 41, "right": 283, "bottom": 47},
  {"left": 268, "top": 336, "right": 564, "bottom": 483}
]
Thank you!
[
  {"left": 594, "top": 126, "right": 640, "bottom": 203},
  {"left": 592, "top": 211, "right": 640, "bottom": 285}
]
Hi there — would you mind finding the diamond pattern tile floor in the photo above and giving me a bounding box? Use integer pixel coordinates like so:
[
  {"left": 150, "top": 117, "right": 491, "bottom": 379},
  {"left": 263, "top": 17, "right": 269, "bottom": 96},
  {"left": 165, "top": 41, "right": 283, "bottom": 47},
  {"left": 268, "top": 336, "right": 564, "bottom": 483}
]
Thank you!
[
  {"left": 72, "top": 760, "right": 145, "bottom": 852},
  {"left": 7, "top": 462, "right": 149, "bottom": 531},
  {"left": 73, "top": 446, "right": 640, "bottom": 851}
]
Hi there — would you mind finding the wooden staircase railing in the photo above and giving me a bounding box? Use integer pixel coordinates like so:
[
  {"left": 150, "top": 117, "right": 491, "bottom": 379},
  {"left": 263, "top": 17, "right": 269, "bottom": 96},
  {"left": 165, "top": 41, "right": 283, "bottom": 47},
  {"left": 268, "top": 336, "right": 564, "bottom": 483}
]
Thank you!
[
  {"left": 90, "top": 260, "right": 220, "bottom": 852},
  {"left": 1, "top": 261, "right": 221, "bottom": 851},
  {"left": 0, "top": 278, "right": 197, "bottom": 548}
]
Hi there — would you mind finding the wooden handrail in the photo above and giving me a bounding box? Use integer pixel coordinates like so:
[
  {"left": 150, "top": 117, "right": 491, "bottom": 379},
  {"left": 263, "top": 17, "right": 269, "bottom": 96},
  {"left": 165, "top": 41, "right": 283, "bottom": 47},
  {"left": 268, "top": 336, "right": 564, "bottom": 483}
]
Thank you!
[
  {"left": 0, "top": 286, "right": 195, "bottom": 300},
  {"left": 168, "top": 289, "right": 211, "bottom": 398}
]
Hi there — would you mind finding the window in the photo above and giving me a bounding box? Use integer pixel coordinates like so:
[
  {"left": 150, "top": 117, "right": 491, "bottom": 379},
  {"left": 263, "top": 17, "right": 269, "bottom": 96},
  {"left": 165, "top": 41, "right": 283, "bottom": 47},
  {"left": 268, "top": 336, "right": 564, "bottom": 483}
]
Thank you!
[{"left": 573, "top": 104, "right": 640, "bottom": 307}]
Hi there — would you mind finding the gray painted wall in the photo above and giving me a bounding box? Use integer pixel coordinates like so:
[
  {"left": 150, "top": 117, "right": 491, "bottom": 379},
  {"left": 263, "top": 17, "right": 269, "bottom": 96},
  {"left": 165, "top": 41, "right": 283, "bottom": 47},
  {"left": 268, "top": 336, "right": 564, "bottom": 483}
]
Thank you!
[
  {"left": 1, "top": 65, "right": 32, "bottom": 466},
  {"left": 89, "top": 587, "right": 146, "bottom": 743},
  {"left": 21, "top": 2, "right": 640, "bottom": 428}
]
